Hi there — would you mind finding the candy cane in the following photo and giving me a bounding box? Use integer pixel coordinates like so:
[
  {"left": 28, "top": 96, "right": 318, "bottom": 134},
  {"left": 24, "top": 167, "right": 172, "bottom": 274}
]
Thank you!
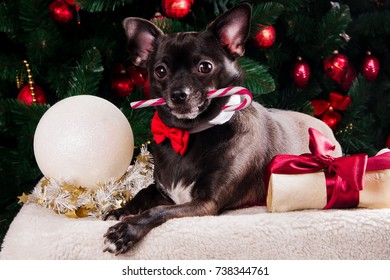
[{"left": 130, "top": 86, "right": 253, "bottom": 112}]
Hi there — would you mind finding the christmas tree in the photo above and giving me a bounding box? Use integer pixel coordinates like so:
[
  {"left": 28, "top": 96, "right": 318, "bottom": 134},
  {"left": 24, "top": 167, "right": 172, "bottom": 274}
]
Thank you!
[{"left": 0, "top": 0, "right": 389, "bottom": 245}]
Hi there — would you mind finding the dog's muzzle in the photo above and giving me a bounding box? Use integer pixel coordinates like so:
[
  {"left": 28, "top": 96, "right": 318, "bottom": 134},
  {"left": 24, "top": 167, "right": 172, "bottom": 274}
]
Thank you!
[{"left": 167, "top": 89, "right": 209, "bottom": 119}]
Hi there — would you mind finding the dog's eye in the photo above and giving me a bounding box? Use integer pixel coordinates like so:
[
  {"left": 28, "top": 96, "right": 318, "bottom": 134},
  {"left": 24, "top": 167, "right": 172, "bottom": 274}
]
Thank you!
[
  {"left": 155, "top": 66, "right": 167, "bottom": 79},
  {"left": 198, "top": 61, "right": 213, "bottom": 73}
]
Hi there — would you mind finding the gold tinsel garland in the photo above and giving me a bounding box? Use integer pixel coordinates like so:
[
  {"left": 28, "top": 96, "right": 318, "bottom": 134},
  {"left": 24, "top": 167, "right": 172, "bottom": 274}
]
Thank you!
[{"left": 18, "top": 146, "right": 154, "bottom": 218}]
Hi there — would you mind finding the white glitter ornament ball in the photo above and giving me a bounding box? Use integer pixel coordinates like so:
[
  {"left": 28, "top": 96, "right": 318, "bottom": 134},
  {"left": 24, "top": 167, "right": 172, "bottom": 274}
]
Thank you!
[{"left": 33, "top": 95, "right": 134, "bottom": 190}]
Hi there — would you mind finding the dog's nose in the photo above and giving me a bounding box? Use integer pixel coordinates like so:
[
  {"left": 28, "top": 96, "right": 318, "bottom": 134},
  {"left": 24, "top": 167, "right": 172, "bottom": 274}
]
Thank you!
[{"left": 171, "top": 91, "right": 188, "bottom": 103}]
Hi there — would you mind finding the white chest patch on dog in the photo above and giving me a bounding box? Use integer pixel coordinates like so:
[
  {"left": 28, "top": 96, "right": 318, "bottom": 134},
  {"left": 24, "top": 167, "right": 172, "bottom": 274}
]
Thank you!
[{"left": 167, "top": 180, "right": 194, "bottom": 205}]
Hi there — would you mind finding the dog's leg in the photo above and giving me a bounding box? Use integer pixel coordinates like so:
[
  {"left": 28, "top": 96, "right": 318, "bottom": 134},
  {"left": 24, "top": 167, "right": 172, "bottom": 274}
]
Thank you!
[
  {"left": 103, "top": 200, "right": 218, "bottom": 254},
  {"left": 103, "top": 184, "right": 173, "bottom": 221}
]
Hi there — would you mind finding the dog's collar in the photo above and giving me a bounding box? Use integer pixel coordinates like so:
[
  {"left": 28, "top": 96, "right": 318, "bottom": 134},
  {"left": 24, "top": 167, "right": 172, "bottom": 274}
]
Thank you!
[
  {"left": 189, "top": 95, "right": 239, "bottom": 134},
  {"left": 151, "top": 95, "right": 239, "bottom": 156},
  {"left": 151, "top": 112, "right": 189, "bottom": 155}
]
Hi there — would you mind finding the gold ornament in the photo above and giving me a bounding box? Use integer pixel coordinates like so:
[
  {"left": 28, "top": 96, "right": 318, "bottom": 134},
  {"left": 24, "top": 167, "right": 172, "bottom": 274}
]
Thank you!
[
  {"left": 65, "top": 210, "right": 78, "bottom": 219},
  {"left": 22, "top": 60, "right": 36, "bottom": 103},
  {"left": 17, "top": 193, "right": 29, "bottom": 204}
]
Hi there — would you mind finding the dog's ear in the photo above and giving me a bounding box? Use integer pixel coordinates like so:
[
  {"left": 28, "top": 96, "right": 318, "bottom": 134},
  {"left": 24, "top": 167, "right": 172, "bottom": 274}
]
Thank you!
[
  {"left": 206, "top": 3, "right": 251, "bottom": 58},
  {"left": 123, "top": 18, "right": 163, "bottom": 66}
]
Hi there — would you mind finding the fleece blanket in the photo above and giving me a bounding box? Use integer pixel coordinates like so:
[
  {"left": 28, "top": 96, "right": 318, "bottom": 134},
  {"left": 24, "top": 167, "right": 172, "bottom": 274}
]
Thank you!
[{"left": 1, "top": 203, "right": 390, "bottom": 260}]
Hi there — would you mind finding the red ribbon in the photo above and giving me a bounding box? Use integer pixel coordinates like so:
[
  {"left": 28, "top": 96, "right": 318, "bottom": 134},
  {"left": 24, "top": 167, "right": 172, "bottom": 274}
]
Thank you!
[
  {"left": 366, "top": 151, "right": 390, "bottom": 171},
  {"left": 311, "top": 92, "right": 351, "bottom": 116},
  {"left": 265, "top": 128, "right": 368, "bottom": 209},
  {"left": 311, "top": 92, "right": 351, "bottom": 129},
  {"left": 151, "top": 112, "right": 189, "bottom": 156}
]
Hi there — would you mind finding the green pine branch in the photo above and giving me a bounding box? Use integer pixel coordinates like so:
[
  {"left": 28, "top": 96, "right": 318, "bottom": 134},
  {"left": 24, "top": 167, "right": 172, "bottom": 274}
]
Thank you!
[
  {"left": 119, "top": 87, "right": 154, "bottom": 146},
  {"left": 336, "top": 75, "right": 376, "bottom": 155},
  {"left": 285, "top": 15, "right": 316, "bottom": 44},
  {"left": 238, "top": 57, "right": 276, "bottom": 97},
  {"left": 18, "top": 0, "right": 50, "bottom": 31},
  {"left": 0, "top": 99, "right": 47, "bottom": 208},
  {"left": 230, "top": 0, "right": 310, "bottom": 12},
  {"left": 344, "top": 75, "right": 370, "bottom": 118},
  {"left": 273, "top": 0, "right": 312, "bottom": 12},
  {"left": 0, "top": 53, "right": 23, "bottom": 83},
  {"left": 315, "top": 4, "right": 352, "bottom": 55},
  {"left": 24, "top": 27, "right": 64, "bottom": 65},
  {"left": 0, "top": 98, "right": 48, "bottom": 144},
  {"left": 78, "top": 0, "right": 134, "bottom": 12},
  {"left": 0, "top": 1, "right": 19, "bottom": 34},
  {"left": 153, "top": 18, "right": 200, "bottom": 34},
  {"left": 18, "top": 0, "right": 65, "bottom": 66},
  {"left": 337, "top": 114, "right": 377, "bottom": 156},
  {"left": 66, "top": 48, "right": 104, "bottom": 97},
  {"left": 353, "top": 10, "right": 390, "bottom": 37},
  {"left": 372, "top": 77, "right": 390, "bottom": 125},
  {"left": 122, "top": 107, "right": 154, "bottom": 147},
  {"left": 250, "top": 2, "right": 284, "bottom": 26}
]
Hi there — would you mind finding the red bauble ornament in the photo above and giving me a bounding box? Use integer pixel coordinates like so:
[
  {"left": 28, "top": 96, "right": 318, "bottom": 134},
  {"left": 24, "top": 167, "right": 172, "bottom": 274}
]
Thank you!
[
  {"left": 323, "top": 51, "right": 349, "bottom": 84},
  {"left": 254, "top": 25, "right": 276, "bottom": 48},
  {"left": 111, "top": 76, "right": 134, "bottom": 98},
  {"left": 111, "top": 64, "right": 134, "bottom": 97},
  {"left": 321, "top": 109, "right": 341, "bottom": 131},
  {"left": 128, "top": 66, "right": 145, "bottom": 87},
  {"left": 18, "top": 84, "right": 47, "bottom": 106},
  {"left": 311, "top": 92, "right": 351, "bottom": 130},
  {"left": 340, "top": 65, "right": 356, "bottom": 91},
  {"left": 386, "top": 135, "right": 390, "bottom": 148},
  {"left": 323, "top": 51, "right": 356, "bottom": 91},
  {"left": 111, "top": 64, "right": 148, "bottom": 97},
  {"left": 49, "top": 0, "right": 74, "bottom": 24},
  {"left": 143, "top": 77, "right": 151, "bottom": 99},
  {"left": 64, "top": 0, "right": 80, "bottom": 11},
  {"left": 162, "top": 0, "right": 193, "bottom": 19},
  {"left": 292, "top": 57, "right": 311, "bottom": 88},
  {"left": 362, "top": 52, "right": 380, "bottom": 81}
]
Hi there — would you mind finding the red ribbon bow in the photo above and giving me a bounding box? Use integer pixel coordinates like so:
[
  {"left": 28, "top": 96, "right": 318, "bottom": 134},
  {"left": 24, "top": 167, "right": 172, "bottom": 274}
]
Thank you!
[
  {"left": 265, "top": 128, "right": 368, "bottom": 209},
  {"left": 311, "top": 92, "right": 351, "bottom": 130},
  {"left": 151, "top": 112, "right": 189, "bottom": 156},
  {"left": 311, "top": 92, "right": 351, "bottom": 116}
]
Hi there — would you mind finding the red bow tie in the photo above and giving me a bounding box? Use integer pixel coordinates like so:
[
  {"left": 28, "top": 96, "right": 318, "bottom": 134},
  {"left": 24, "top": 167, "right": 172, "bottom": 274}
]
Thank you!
[{"left": 151, "top": 112, "right": 189, "bottom": 156}]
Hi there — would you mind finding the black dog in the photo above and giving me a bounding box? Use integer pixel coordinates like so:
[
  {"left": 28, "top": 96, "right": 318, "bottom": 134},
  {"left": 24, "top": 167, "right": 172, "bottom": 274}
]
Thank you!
[{"left": 103, "top": 3, "right": 341, "bottom": 254}]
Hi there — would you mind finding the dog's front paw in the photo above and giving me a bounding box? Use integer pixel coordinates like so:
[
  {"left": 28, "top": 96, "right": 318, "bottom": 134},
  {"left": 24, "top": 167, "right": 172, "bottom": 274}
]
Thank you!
[
  {"left": 103, "top": 220, "right": 143, "bottom": 255},
  {"left": 103, "top": 207, "right": 129, "bottom": 221}
]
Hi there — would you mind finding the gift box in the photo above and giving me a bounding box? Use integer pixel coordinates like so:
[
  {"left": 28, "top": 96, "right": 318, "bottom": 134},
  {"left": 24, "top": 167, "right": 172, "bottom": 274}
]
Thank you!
[{"left": 265, "top": 128, "right": 390, "bottom": 212}]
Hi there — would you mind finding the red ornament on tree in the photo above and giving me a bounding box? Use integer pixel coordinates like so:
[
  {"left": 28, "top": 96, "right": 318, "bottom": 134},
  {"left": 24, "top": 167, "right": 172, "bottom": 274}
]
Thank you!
[
  {"left": 321, "top": 110, "right": 341, "bottom": 130},
  {"left": 340, "top": 65, "right": 356, "bottom": 91},
  {"left": 162, "top": 0, "right": 193, "bottom": 19},
  {"left": 128, "top": 66, "right": 145, "bottom": 87},
  {"left": 292, "top": 57, "right": 310, "bottom": 88},
  {"left": 111, "top": 76, "right": 134, "bottom": 98},
  {"left": 49, "top": 0, "right": 74, "bottom": 24},
  {"left": 18, "top": 84, "right": 47, "bottom": 106},
  {"left": 254, "top": 25, "right": 276, "bottom": 48},
  {"left": 143, "top": 77, "right": 151, "bottom": 99},
  {"left": 323, "top": 51, "right": 349, "bottom": 84},
  {"left": 323, "top": 51, "right": 356, "bottom": 91},
  {"left": 111, "top": 64, "right": 135, "bottom": 97},
  {"left": 311, "top": 92, "right": 351, "bottom": 130},
  {"left": 362, "top": 51, "right": 380, "bottom": 81}
]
